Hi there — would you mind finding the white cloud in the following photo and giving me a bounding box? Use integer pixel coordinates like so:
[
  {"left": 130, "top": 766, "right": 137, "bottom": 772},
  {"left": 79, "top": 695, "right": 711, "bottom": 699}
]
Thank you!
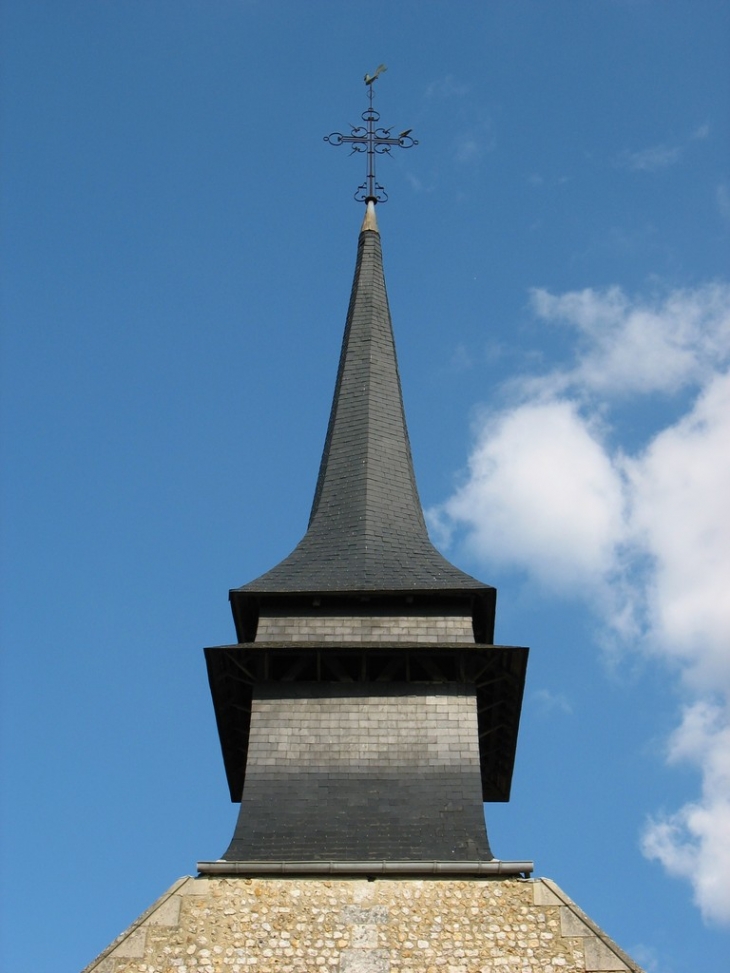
[
  {"left": 691, "top": 122, "right": 711, "bottom": 141},
  {"left": 454, "top": 136, "right": 481, "bottom": 164},
  {"left": 625, "top": 372, "right": 730, "bottom": 688},
  {"left": 453, "top": 123, "right": 496, "bottom": 165},
  {"left": 425, "top": 75, "right": 470, "bottom": 100},
  {"left": 533, "top": 688, "right": 573, "bottom": 716},
  {"left": 629, "top": 943, "right": 661, "bottom": 973},
  {"left": 529, "top": 284, "right": 730, "bottom": 396},
  {"left": 439, "top": 399, "right": 625, "bottom": 593},
  {"left": 642, "top": 701, "right": 730, "bottom": 925},
  {"left": 618, "top": 143, "right": 682, "bottom": 172},
  {"left": 405, "top": 172, "right": 435, "bottom": 195},
  {"left": 617, "top": 122, "right": 712, "bottom": 173},
  {"left": 431, "top": 282, "right": 730, "bottom": 924}
]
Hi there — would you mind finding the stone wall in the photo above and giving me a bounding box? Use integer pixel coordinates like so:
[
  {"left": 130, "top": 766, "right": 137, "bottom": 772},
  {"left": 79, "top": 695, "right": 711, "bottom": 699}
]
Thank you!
[{"left": 83, "top": 875, "right": 643, "bottom": 973}]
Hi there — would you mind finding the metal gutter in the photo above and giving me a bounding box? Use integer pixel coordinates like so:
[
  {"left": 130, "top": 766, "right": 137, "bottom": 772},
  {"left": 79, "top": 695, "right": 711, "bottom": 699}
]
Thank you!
[{"left": 197, "top": 860, "right": 533, "bottom": 877}]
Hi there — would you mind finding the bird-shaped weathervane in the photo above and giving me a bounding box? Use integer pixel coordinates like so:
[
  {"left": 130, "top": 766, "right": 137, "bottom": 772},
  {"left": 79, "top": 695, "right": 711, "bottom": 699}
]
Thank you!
[
  {"left": 324, "top": 65, "right": 418, "bottom": 203},
  {"left": 364, "top": 63, "right": 387, "bottom": 85}
]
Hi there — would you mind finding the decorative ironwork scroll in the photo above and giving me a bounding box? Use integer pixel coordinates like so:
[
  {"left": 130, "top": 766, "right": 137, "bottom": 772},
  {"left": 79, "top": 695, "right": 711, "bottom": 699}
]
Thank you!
[{"left": 324, "top": 65, "right": 418, "bottom": 203}]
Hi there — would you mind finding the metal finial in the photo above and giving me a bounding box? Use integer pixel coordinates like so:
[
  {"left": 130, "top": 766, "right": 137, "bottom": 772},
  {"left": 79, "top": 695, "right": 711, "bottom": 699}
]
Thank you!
[{"left": 323, "top": 67, "right": 419, "bottom": 204}]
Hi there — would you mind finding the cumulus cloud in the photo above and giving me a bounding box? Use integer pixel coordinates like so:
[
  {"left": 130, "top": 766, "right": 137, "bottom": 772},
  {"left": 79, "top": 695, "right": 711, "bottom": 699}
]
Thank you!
[
  {"left": 642, "top": 701, "right": 730, "bottom": 924},
  {"left": 625, "top": 372, "right": 730, "bottom": 688},
  {"left": 437, "top": 399, "right": 626, "bottom": 593},
  {"left": 529, "top": 283, "right": 730, "bottom": 396},
  {"left": 431, "top": 282, "right": 730, "bottom": 924}
]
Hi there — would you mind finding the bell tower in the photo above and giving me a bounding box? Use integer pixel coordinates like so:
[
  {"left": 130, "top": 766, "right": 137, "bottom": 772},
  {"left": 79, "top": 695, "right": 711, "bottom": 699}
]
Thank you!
[{"left": 201, "top": 78, "right": 529, "bottom": 873}]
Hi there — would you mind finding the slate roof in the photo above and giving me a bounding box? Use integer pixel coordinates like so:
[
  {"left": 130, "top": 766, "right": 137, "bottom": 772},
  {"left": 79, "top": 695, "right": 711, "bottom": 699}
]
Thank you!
[{"left": 234, "top": 203, "right": 490, "bottom": 596}]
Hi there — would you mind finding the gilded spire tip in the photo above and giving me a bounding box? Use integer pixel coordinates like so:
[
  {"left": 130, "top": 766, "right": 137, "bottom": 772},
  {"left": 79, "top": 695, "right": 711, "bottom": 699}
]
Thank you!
[{"left": 360, "top": 199, "right": 379, "bottom": 233}]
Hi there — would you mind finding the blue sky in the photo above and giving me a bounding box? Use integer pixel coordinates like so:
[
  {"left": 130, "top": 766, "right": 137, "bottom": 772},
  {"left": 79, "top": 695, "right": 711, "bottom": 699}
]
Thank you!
[{"left": 1, "top": 2, "right": 729, "bottom": 971}]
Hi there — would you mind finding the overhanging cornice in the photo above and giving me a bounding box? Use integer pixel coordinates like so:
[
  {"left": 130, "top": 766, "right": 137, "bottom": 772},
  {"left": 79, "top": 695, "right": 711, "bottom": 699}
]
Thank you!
[{"left": 205, "top": 641, "right": 527, "bottom": 805}]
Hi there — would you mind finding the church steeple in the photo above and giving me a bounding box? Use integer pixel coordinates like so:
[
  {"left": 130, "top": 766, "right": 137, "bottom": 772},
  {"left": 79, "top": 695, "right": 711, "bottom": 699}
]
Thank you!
[
  {"left": 206, "top": 77, "right": 526, "bottom": 868},
  {"left": 232, "top": 201, "right": 490, "bottom": 602},
  {"left": 83, "top": 77, "right": 647, "bottom": 973}
]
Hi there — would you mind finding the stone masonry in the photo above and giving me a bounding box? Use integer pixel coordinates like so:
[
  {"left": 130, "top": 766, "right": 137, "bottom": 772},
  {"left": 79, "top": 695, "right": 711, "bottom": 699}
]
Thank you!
[{"left": 83, "top": 875, "right": 644, "bottom": 973}]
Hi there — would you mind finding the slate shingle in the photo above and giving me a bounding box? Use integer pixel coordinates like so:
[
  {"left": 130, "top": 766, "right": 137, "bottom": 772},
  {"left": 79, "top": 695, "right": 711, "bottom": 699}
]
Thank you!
[{"left": 232, "top": 223, "right": 491, "bottom": 596}]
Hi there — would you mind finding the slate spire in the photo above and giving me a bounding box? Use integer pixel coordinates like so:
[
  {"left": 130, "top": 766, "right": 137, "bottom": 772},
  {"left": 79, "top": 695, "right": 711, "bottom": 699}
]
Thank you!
[{"left": 233, "top": 201, "right": 490, "bottom": 600}]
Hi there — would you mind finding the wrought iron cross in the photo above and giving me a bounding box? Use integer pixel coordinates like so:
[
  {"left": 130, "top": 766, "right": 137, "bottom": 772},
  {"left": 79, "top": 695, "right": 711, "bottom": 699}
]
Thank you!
[{"left": 324, "top": 65, "right": 418, "bottom": 203}]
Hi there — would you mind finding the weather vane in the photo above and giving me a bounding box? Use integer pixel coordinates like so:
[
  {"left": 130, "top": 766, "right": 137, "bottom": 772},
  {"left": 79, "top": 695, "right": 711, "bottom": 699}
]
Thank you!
[{"left": 324, "top": 65, "right": 419, "bottom": 204}]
